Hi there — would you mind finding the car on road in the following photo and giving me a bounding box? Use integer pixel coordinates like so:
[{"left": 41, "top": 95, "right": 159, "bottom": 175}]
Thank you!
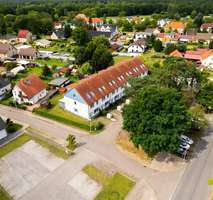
[{"left": 181, "top": 135, "right": 194, "bottom": 145}]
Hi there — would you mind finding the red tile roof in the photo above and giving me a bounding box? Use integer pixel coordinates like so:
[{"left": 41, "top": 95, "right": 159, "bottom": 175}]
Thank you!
[
  {"left": 68, "top": 57, "right": 148, "bottom": 106},
  {"left": 165, "top": 21, "right": 185, "bottom": 30},
  {"left": 18, "top": 29, "right": 30, "bottom": 38},
  {"left": 17, "top": 74, "right": 46, "bottom": 99},
  {"left": 201, "top": 23, "right": 213, "bottom": 29},
  {"left": 89, "top": 18, "right": 103, "bottom": 24},
  {"left": 170, "top": 50, "right": 183, "bottom": 58},
  {"left": 183, "top": 49, "right": 212, "bottom": 61}
]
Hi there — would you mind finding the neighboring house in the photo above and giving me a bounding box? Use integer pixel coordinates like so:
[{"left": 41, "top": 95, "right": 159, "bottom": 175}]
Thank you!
[
  {"left": 53, "top": 22, "right": 63, "bottom": 30},
  {"left": 88, "top": 30, "right": 113, "bottom": 39},
  {"left": 18, "top": 29, "right": 33, "bottom": 42},
  {"left": 186, "top": 28, "right": 197, "bottom": 36},
  {"left": 145, "top": 28, "right": 160, "bottom": 35},
  {"left": 0, "top": 34, "right": 17, "bottom": 43},
  {"left": 51, "top": 31, "right": 65, "bottom": 40},
  {"left": 0, "top": 43, "right": 17, "bottom": 60},
  {"left": 200, "top": 23, "right": 213, "bottom": 33},
  {"left": 165, "top": 21, "right": 185, "bottom": 33},
  {"left": 87, "top": 18, "right": 104, "bottom": 27},
  {"left": 170, "top": 50, "right": 183, "bottom": 58},
  {"left": 179, "top": 35, "right": 196, "bottom": 43},
  {"left": 196, "top": 33, "right": 213, "bottom": 44},
  {"left": 201, "top": 50, "right": 213, "bottom": 68},
  {"left": 12, "top": 74, "right": 47, "bottom": 104},
  {"left": 0, "top": 77, "right": 11, "bottom": 99},
  {"left": 96, "top": 24, "right": 117, "bottom": 33},
  {"left": 18, "top": 47, "right": 39, "bottom": 60},
  {"left": 134, "top": 32, "right": 152, "bottom": 40},
  {"left": 35, "top": 39, "right": 51, "bottom": 47},
  {"left": 48, "top": 77, "right": 70, "bottom": 89},
  {"left": 128, "top": 39, "right": 147, "bottom": 53},
  {"left": 156, "top": 32, "right": 181, "bottom": 44},
  {"left": 157, "top": 18, "right": 170, "bottom": 27},
  {"left": 0, "top": 117, "right": 7, "bottom": 140},
  {"left": 60, "top": 57, "right": 148, "bottom": 119},
  {"left": 10, "top": 66, "right": 25, "bottom": 76}
]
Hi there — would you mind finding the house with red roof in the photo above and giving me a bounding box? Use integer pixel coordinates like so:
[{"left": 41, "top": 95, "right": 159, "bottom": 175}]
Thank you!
[
  {"left": 18, "top": 29, "right": 32, "bottom": 43},
  {"left": 12, "top": 74, "right": 47, "bottom": 104},
  {"left": 87, "top": 18, "right": 103, "bottom": 27},
  {"left": 170, "top": 50, "right": 183, "bottom": 58},
  {"left": 59, "top": 57, "right": 148, "bottom": 119},
  {"left": 200, "top": 23, "right": 213, "bottom": 33},
  {"left": 165, "top": 21, "right": 186, "bottom": 34}
]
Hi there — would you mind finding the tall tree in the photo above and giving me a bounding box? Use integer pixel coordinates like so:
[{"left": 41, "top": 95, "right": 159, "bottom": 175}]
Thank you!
[{"left": 72, "top": 27, "right": 89, "bottom": 46}]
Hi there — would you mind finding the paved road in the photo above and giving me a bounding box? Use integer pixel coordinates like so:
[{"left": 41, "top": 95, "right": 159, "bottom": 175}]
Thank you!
[
  {"left": 0, "top": 105, "right": 185, "bottom": 200},
  {"left": 172, "top": 115, "right": 213, "bottom": 200}
]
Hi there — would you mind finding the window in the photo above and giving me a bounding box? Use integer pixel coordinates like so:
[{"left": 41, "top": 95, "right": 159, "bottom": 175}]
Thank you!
[
  {"left": 74, "top": 108, "right": 78, "bottom": 113},
  {"left": 74, "top": 101, "right": 77, "bottom": 105}
]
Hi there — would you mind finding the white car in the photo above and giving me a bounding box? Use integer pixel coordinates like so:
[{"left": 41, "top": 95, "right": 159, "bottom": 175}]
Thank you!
[
  {"left": 181, "top": 135, "right": 194, "bottom": 145},
  {"left": 180, "top": 143, "right": 190, "bottom": 150}
]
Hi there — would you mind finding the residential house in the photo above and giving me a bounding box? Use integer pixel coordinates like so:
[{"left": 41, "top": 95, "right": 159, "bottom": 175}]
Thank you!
[
  {"left": 179, "top": 35, "right": 196, "bottom": 43},
  {"left": 18, "top": 47, "right": 39, "bottom": 60},
  {"left": 59, "top": 57, "right": 148, "bottom": 119},
  {"left": 96, "top": 24, "right": 117, "bottom": 33},
  {"left": 201, "top": 50, "right": 213, "bottom": 68},
  {"left": 12, "top": 74, "right": 47, "bottom": 104},
  {"left": 0, "top": 43, "right": 17, "bottom": 60},
  {"left": 0, "top": 117, "right": 7, "bottom": 140},
  {"left": 35, "top": 39, "right": 51, "bottom": 47},
  {"left": 88, "top": 30, "right": 113, "bottom": 39},
  {"left": 165, "top": 21, "right": 186, "bottom": 33},
  {"left": 170, "top": 50, "right": 183, "bottom": 58},
  {"left": 0, "top": 34, "right": 17, "bottom": 43},
  {"left": 0, "top": 77, "right": 11, "bottom": 99},
  {"left": 134, "top": 32, "right": 152, "bottom": 40},
  {"left": 48, "top": 77, "right": 70, "bottom": 89},
  {"left": 200, "top": 23, "right": 213, "bottom": 33},
  {"left": 87, "top": 18, "right": 103, "bottom": 27},
  {"left": 51, "top": 30, "right": 65, "bottom": 40},
  {"left": 186, "top": 28, "right": 197, "bottom": 36},
  {"left": 196, "top": 33, "right": 213, "bottom": 44},
  {"left": 145, "top": 28, "right": 160, "bottom": 35},
  {"left": 157, "top": 18, "right": 170, "bottom": 27},
  {"left": 18, "top": 29, "right": 33, "bottom": 42},
  {"left": 128, "top": 39, "right": 147, "bottom": 53},
  {"left": 156, "top": 32, "right": 181, "bottom": 45},
  {"left": 53, "top": 22, "right": 63, "bottom": 30}
]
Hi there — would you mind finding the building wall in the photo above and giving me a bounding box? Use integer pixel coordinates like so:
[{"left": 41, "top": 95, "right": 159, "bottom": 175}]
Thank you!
[
  {"left": 128, "top": 45, "right": 145, "bottom": 53},
  {"left": 202, "top": 56, "right": 213, "bottom": 68},
  {"left": 0, "top": 129, "right": 7, "bottom": 140},
  {"left": 0, "top": 83, "right": 12, "bottom": 96}
]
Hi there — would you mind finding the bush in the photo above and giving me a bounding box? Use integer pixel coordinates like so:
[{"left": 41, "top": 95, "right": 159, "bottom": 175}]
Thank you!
[
  {"left": 92, "top": 122, "right": 104, "bottom": 131},
  {"left": 6, "top": 122, "right": 23, "bottom": 133}
]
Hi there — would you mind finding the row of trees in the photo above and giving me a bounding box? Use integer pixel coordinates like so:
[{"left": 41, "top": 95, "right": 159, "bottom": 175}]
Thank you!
[{"left": 123, "top": 57, "right": 212, "bottom": 156}]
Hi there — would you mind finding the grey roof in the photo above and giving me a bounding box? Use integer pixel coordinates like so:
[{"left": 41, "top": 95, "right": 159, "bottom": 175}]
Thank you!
[
  {"left": 0, "top": 117, "right": 6, "bottom": 131},
  {"left": 52, "top": 30, "right": 65, "bottom": 39},
  {"left": 88, "top": 30, "right": 112, "bottom": 38},
  {"left": 0, "top": 77, "right": 10, "bottom": 89},
  {"left": 19, "top": 48, "right": 38, "bottom": 57},
  {"left": 0, "top": 43, "right": 12, "bottom": 54},
  {"left": 49, "top": 77, "right": 70, "bottom": 87}
]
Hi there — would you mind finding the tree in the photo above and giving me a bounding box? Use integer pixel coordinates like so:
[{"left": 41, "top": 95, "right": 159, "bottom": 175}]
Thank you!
[
  {"left": 64, "top": 24, "right": 71, "bottom": 38},
  {"left": 153, "top": 39, "right": 163, "bottom": 52},
  {"left": 79, "top": 62, "right": 92, "bottom": 75},
  {"left": 177, "top": 43, "right": 187, "bottom": 52},
  {"left": 4, "top": 62, "right": 17, "bottom": 71},
  {"left": 42, "top": 65, "right": 51, "bottom": 77},
  {"left": 66, "top": 134, "right": 77, "bottom": 151},
  {"left": 74, "top": 47, "right": 87, "bottom": 65},
  {"left": 72, "top": 27, "right": 89, "bottom": 46},
  {"left": 164, "top": 43, "right": 176, "bottom": 55},
  {"left": 191, "top": 10, "right": 197, "bottom": 19},
  {"left": 122, "top": 20, "right": 133, "bottom": 32},
  {"left": 209, "top": 40, "right": 213, "bottom": 49},
  {"left": 194, "top": 13, "right": 203, "bottom": 28},
  {"left": 196, "top": 82, "right": 213, "bottom": 112},
  {"left": 123, "top": 85, "right": 191, "bottom": 156}
]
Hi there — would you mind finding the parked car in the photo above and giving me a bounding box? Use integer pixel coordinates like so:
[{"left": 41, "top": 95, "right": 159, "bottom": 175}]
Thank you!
[
  {"left": 181, "top": 135, "right": 194, "bottom": 145},
  {"left": 180, "top": 143, "right": 190, "bottom": 150}
]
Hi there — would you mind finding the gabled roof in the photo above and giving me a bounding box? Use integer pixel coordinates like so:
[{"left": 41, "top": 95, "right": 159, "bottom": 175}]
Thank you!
[
  {"left": 166, "top": 21, "right": 185, "bottom": 29},
  {"left": 17, "top": 74, "right": 46, "bottom": 99},
  {"left": 0, "top": 43, "right": 13, "bottom": 54},
  {"left": 129, "top": 39, "right": 146, "bottom": 48},
  {"left": 196, "top": 33, "right": 213, "bottom": 41},
  {"left": 183, "top": 49, "right": 211, "bottom": 61},
  {"left": 201, "top": 23, "right": 213, "bottom": 29},
  {"left": 18, "top": 48, "right": 38, "bottom": 57},
  {"left": 170, "top": 50, "right": 183, "bottom": 58},
  {"left": 18, "top": 29, "right": 30, "bottom": 38},
  {"left": 65, "top": 57, "right": 148, "bottom": 106},
  {"left": 88, "top": 30, "right": 112, "bottom": 38},
  {"left": 89, "top": 18, "right": 103, "bottom": 24}
]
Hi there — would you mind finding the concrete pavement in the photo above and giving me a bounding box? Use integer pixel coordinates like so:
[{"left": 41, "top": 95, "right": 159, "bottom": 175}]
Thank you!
[{"left": 0, "top": 105, "right": 187, "bottom": 200}]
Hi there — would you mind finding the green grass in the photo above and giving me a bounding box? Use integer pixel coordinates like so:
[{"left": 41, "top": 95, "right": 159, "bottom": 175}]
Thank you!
[
  {"left": 34, "top": 94, "right": 91, "bottom": 131},
  {"left": 0, "top": 134, "right": 31, "bottom": 158},
  {"left": 83, "top": 165, "right": 135, "bottom": 200},
  {"left": 0, "top": 185, "right": 12, "bottom": 200},
  {"left": 35, "top": 58, "right": 67, "bottom": 66},
  {"left": 113, "top": 56, "right": 133, "bottom": 64},
  {"left": 208, "top": 178, "right": 213, "bottom": 185}
]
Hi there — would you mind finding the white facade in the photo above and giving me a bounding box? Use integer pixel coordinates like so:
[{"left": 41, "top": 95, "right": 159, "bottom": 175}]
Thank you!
[
  {"left": 128, "top": 44, "right": 145, "bottom": 53},
  {"left": 0, "top": 129, "right": 7, "bottom": 140},
  {"left": 202, "top": 55, "right": 213, "bottom": 68},
  {"left": 60, "top": 72, "right": 147, "bottom": 120},
  {"left": 0, "top": 83, "right": 11, "bottom": 98},
  {"left": 12, "top": 85, "right": 47, "bottom": 104},
  {"left": 135, "top": 32, "right": 152, "bottom": 40}
]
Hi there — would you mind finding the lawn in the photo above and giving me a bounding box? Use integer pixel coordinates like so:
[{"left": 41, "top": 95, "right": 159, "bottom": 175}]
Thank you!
[
  {"left": 35, "top": 58, "right": 67, "bottom": 67},
  {"left": 34, "top": 94, "right": 91, "bottom": 131},
  {"left": 208, "top": 178, "right": 213, "bottom": 185},
  {"left": 0, "top": 185, "right": 12, "bottom": 200},
  {"left": 83, "top": 165, "right": 135, "bottom": 200},
  {"left": 0, "top": 134, "right": 31, "bottom": 158},
  {"left": 113, "top": 56, "right": 133, "bottom": 64}
]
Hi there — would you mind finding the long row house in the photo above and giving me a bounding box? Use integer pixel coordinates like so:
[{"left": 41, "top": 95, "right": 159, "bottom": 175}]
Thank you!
[{"left": 60, "top": 57, "right": 148, "bottom": 119}]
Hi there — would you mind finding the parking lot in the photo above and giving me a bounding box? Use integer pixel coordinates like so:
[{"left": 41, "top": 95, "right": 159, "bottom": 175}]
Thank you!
[{"left": 0, "top": 140, "right": 64, "bottom": 200}]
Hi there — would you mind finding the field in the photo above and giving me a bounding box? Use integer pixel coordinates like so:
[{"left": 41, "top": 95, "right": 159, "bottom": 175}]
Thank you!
[
  {"left": 35, "top": 58, "right": 67, "bottom": 67},
  {"left": 83, "top": 165, "right": 135, "bottom": 200}
]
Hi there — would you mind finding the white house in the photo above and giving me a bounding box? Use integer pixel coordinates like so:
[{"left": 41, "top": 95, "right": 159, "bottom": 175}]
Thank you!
[
  {"left": 12, "top": 74, "right": 47, "bottom": 104},
  {"left": 157, "top": 18, "right": 170, "bottom": 27},
  {"left": 51, "top": 31, "right": 65, "bottom": 40},
  {"left": 0, "top": 77, "right": 11, "bottom": 99},
  {"left": 35, "top": 39, "right": 51, "bottom": 47},
  {"left": 200, "top": 23, "right": 213, "bottom": 33},
  {"left": 201, "top": 52, "right": 213, "bottom": 69},
  {"left": 18, "top": 29, "right": 33, "bottom": 43},
  {"left": 0, "top": 43, "right": 17, "bottom": 61},
  {"left": 59, "top": 57, "right": 148, "bottom": 119},
  {"left": 134, "top": 32, "right": 152, "bottom": 40},
  {"left": 0, "top": 117, "right": 7, "bottom": 140},
  {"left": 128, "top": 39, "right": 147, "bottom": 53}
]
